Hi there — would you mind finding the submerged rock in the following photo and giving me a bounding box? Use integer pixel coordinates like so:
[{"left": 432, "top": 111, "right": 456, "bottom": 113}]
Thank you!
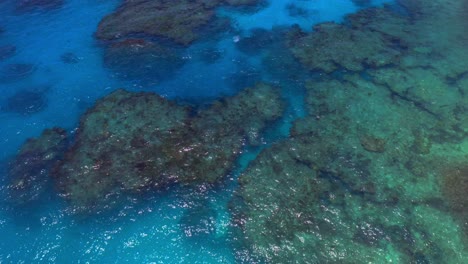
[
  {"left": 285, "top": 3, "right": 313, "bottom": 18},
  {"left": 3, "top": 88, "right": 48, "bottom": 115},
  {"left": 7, "top": 128, "right": 67, "bottom": 205},
  {"left": 103, "top": 39, "right": 185, "bottom": 84},
  {"left": 360, "top": 134, "right": 386, "bottom": 153},
  {"left": 95, "top": 0, "right": 264, "bottom": 84},
  {"left": 60, "top": 52, "right": 80, "bottom": 64},
  {"left": 439, "top": 163, "right": 468, "bottom": 234},
  {"left": 0, "top": 63, "right": 36, "bottom": 82},
  {"left": 0, "top": 45, "right": 16, "bottom": 61},
  {"left": 15, "top": 0, "right": 64, "bottom": 13},
  {"left": 51, "top": 83, "right": 284, "bottom": 210}
]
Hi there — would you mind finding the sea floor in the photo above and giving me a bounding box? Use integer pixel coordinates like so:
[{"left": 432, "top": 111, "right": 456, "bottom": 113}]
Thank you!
[{"left": 0, "top": 0, "right": 467, "bottom": 263}]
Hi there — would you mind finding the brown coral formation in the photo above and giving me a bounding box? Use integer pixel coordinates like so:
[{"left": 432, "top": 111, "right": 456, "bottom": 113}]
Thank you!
[{"left": 50, "top": 83, "right": 283, "bottom": 210}]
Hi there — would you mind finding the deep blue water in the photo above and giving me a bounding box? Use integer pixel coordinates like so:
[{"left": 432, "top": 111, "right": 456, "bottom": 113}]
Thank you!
[{"left": 1, "top": 0, "right": 467, "bottom": 263}]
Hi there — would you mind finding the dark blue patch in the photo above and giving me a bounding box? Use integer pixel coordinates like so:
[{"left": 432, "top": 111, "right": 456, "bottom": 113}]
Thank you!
[
  {"left": 0, "top": 63, "right": 36, "bottom": 82},
  {"left": 103, "top": 40, "right": 185, "bottom": 86},
  {"left": 286, "top": 3, "right": 313, "bottom": 18},
  {"left": 15, "top": 0, "right": 64, "bottom": 14},
  {"left": 0, "top": 45, "right": 16, "bottom": 61},
  {"left": 198, "top": 48, "right": 223, "bottom": 64},
  {"left": 225, "top": 68, "right": 262, "bottom": 91},
  {"left": 3, "top": 88, "right": 48, "bottom": 115},
  {"left": 352, "top": 0, "right": 371, "bottom": 7},
  {"left": 235, "top": 28, "right": 276, "bottom": 55},
  {"left": 60, "top": 52, "right": 80, "bottom": 64}
]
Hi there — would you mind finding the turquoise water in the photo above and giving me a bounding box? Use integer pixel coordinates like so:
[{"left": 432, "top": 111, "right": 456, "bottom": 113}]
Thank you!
[{"left": 1, "top": 0, "right": 467, "bottom": 263}]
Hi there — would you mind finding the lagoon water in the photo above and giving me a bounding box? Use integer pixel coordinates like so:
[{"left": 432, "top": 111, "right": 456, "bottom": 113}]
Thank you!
[{"left": 1, "top": 0, "right": 467, "bottom": 263}]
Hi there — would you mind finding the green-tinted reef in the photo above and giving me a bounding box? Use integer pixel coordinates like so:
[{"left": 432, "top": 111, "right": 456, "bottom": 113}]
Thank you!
[
  {"left": 233, "top": 0, "right": 468, "bottom": 262},
  {"left": 234, "top": 76, "right": 468, "bottom": 263}
]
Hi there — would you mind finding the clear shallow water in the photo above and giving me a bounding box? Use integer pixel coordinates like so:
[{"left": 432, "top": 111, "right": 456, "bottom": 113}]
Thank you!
[{"left": 1, "top": 0, "right": 467, "bottom": 263}]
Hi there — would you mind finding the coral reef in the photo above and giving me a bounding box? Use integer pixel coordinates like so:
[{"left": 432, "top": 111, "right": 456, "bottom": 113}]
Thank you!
[
  {"left": 7, "top": 128, "right": 67, "bottom": 205},
  {"left": 54, "top": 89, "right": 191, "bottom": 208},
  {"left": 233, "top": 2, "right": 468, "bottom": 257},
  {"left": 50, "top": 83, "right": 283, "bottom": 210},
  {"left": 233, "top": 74, "right": 468, "bottom": 263},
  {"left": 288, "top": 7, "right": 408, "bottom": 73}
]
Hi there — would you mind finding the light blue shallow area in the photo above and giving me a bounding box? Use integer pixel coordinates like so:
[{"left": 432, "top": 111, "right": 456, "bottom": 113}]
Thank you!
[{"left": 0, "top": 0, "right": 394, "bottom": 262}]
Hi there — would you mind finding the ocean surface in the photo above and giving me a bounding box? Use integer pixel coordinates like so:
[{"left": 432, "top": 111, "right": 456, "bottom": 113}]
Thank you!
[{"left": 0, "top": 0, "right": 467, "bottom": 263}]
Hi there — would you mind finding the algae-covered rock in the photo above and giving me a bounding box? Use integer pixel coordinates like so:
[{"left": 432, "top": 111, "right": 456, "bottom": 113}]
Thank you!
[
  {"left": 8, "top": 128, "right": 67, "bottom": 205},
  {"left": 53, "top": 84, "right": 284, "bottom": 210},
  {"left": 439, "top": 163, "right": 468, "bottom": 234}
]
